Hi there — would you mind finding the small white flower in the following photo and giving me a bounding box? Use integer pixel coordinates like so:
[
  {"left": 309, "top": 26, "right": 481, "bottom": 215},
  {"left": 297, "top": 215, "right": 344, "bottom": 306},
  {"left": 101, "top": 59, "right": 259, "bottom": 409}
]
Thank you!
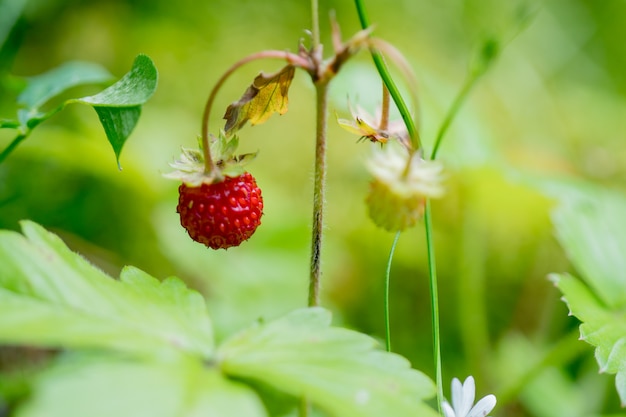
[{"left": 442, "top": 376, "right": 496, "bottom": 417}]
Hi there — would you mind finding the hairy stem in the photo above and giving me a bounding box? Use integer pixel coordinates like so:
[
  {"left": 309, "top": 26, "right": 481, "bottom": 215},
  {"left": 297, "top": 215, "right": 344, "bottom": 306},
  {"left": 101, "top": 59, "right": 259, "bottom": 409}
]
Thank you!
[
  {"left": 310, "top": 0, "right": 320, "bottom": 48},
  {"left": 200, "top": 50, "right": 310, "bottom": 175},
  {"left": 384, "top": 232, "right": 401, "bottom": 352},
  {"left": 308, "top": 80, "right": 329, "bottom": 307}
]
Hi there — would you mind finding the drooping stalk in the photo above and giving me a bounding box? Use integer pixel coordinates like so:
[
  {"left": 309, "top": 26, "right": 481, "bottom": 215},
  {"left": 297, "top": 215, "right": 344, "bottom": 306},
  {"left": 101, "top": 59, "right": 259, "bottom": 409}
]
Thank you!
[
  {"left": 200, "top": 50, "right": 309, "bottom": 175},
  {"left": 308, "top": 80, "right": 329, "bottom": 307}
]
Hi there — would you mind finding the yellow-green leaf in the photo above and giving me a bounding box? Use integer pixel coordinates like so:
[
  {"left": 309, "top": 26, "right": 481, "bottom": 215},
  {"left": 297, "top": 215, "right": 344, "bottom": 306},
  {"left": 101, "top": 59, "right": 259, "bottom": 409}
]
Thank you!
[{"left": 223, "top": 65, "right": 295, "bottom": 135}]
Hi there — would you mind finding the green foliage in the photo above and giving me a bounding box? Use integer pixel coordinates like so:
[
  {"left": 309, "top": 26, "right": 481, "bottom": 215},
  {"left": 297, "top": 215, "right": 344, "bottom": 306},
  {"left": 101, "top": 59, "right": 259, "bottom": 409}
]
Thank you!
[
  {"left": 1, "top": 54, "right": 158, "bottom": 167},
  {"left": 0, "top": 221, "right": 214, "bottom": 358},
  {"left": 224, "top": 65, "right": 295, "bottom": 136},
  {"left": 16, "top": 355, "right": 268, "bottom": 417},
  {"left": 219, "top": 308, "right": 438, "bottom": 417},
  {"left": 0, "top": 222, "right": 436, "bottom": 416},
  {"left": 551, "top": 186, "right": 626, "bottom": 404}
]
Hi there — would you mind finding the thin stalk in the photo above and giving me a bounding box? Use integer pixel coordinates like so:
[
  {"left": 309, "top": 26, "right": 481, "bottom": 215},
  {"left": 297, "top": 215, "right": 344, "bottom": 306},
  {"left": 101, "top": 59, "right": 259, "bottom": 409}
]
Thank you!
[
  {"left": 310, "top": 0, "right": 320, "bottom": 49},
  {"left": 0, "top": 132, "right": 28, "bottom": 164},
  {"left": 200, "top": 50, "right": 309, "bottom": 175},
  {"left": 430, "top": 73, "right": 479, "bottom": 160},
  {"left": 424, "top": 201, "right": 443, "bottom": 413},
  {"left": 354, "top": 1, "right": 443, "bottom": 413},
  {"left": 379, "top": 82, "right": 390, "bottom": 132},
  {"left": 353, "top": 0, "right": 421, "bottom": 151},
  {"left": 308, "top": 80, "right": 329, "bottom": 307},
  {"left": 384, "top": 232, "right": 401, "bottom": 352}
]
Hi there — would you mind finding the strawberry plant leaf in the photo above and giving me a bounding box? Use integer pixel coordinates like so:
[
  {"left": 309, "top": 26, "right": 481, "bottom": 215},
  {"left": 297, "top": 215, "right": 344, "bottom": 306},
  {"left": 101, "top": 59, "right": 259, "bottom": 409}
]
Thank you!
[
  {"left": 550, "top": 273, "right": 626, "bottom": 405},
  {"left": 72, "top": 54, "right": 157, "bottom": 107},
  {"left": 224, "top": 65, "right": 295, "bottom": 135},
  {"left": 92, "top": 106, "right": 142, "bottom": 169},
  {"left": 552, "top": 188, "right": 626, "bottom": 309},
  {"left": 71, "top": 54, "right": 158, "bottom": 168},
  {"left": 0, "top": 221, "right": 214, "bottom": 358},
  {"left": 218, "top": 307, "right": 438, "bottom": 417},
  {"left": 17, "top": 61, "right": 113, "bottom": 110},
  {"left": 2, "top": 55, "right": 157, "bottom": 166},
  {"left": 16, "top": 355, "right": 267, "bottom": 417},
  {"left": 551, "top": 187, "right": 626, "bottom": 404}
]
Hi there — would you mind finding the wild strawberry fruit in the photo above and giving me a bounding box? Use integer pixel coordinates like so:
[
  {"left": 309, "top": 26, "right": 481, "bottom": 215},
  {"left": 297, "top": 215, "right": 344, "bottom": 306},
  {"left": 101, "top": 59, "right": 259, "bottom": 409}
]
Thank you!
[{"left": 177, "top": 172, "right": 263, "bottom": 250}]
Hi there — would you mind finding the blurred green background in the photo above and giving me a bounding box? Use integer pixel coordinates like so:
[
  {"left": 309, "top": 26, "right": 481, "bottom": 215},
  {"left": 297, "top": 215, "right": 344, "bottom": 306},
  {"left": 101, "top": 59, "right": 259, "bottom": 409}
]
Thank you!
[{"left": 1, "top": 0, "right": 626, "bottom": 415}]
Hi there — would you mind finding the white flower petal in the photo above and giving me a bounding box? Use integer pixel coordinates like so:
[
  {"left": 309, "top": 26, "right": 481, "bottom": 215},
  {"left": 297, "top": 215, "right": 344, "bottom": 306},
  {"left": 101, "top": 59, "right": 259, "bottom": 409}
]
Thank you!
[
  {"left": 442, "top": 400, "right": 457, "bottom": 417},
  {"left": 458, "top": 376, "right": 476, "bottom": 417},
  {"left": 451, "top": 377, "right": 464, "bottom": 415},
  {"left": 468, "top": 394, "right": 497, "bottom": 417}
]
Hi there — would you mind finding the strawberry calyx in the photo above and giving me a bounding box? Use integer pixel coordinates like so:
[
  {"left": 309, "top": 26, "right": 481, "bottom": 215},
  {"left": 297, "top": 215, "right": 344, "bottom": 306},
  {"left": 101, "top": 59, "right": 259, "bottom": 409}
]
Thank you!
[{"left": 164, "top": 131, "right": 257, "bottom": 186}]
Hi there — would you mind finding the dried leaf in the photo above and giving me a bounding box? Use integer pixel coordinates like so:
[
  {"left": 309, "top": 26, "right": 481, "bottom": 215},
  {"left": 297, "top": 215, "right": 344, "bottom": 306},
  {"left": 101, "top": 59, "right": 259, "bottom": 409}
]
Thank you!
[{"left": 224, "top": 65, "right": 295, "bottom": 135}]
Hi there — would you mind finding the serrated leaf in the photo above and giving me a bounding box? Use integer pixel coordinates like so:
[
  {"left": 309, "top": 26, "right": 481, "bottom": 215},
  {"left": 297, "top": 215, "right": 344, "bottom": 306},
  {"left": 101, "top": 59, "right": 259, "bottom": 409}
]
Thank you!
[
  {"left": 224, "top": 65, "right": 295, "bottom": 135},
  {"left": 551, "top": 273, "right": 626, "bottom": 404},
  {"left": 0, "top": 221, "right": 213, "bottom": 358},
  {"left": 218, "top": 307, "right": 438, "bottom": 417},
  {"left": 551, "top": 187, "right": 626, "bottom": 405},
  {"left": 16, "top": 355, "right": 267, "bottom": 417}
]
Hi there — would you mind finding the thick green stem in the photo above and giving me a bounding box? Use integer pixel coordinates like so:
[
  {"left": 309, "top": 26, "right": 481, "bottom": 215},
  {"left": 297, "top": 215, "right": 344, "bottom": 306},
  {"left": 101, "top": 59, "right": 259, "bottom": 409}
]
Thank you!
[
  {"left": 308, "top": 80, "right": 329, "bottom": 307},
  {"left": 384, "top": 232, "right": 401, "bottom": 352}
]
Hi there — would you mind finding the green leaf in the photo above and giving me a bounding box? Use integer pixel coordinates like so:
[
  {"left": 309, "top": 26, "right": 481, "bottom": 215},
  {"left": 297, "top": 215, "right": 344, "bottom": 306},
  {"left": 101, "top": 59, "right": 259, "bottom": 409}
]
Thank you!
[
  {"left": 92, "top": 106, "right": 142, "bottom": 169},
  {"left": 224, "top": 65, "right": 295, "bottom": 135},
  {"left": 552, "top": 188, "right": 626, "bottom": 309},
  {"left": 73, "top": 54, "right": 158, "bottom": 107},
  {"left": 0, "top": 118, "right": 19, "bottom": 129},
  {"left": 550, "top": 186, "right": 626, "bottom": 404},
  {"left": 0, "top": 0, "right": 28, "bottom": 51},
  {"left": 550, "top": 273, "right": 626, "bottom": 405},
  {"left": 71, "top": 54, "right": 158, "bottom": 167},
  {"left": 16, "top": 355, "right": 267, "bottom": 417},
  {"left": 6, "top": 55, "right": 158, "bottom": 166},
  {"left": 218, "top": 307, "right": 438, "bottom": 417},
  {"left": 0, "top": 221, "right": 214, "bottom": 358},
  {"left": 17, "top": 61, "right": 113, "bottom": 110}
]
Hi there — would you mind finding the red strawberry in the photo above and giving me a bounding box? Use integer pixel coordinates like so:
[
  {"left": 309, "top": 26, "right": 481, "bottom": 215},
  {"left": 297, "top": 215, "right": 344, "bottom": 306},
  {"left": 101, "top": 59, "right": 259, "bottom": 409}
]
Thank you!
[{"left": 177, "top": 172, "right": 263, "bottom": 249}]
